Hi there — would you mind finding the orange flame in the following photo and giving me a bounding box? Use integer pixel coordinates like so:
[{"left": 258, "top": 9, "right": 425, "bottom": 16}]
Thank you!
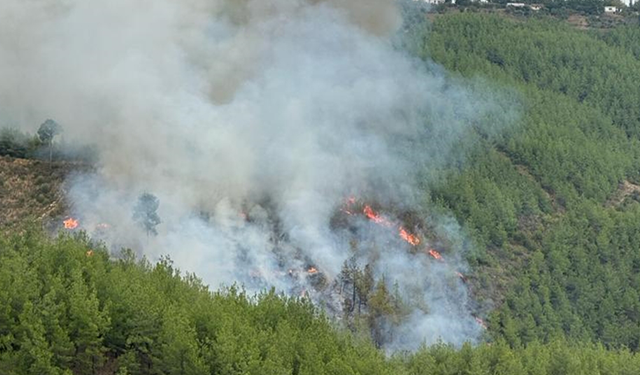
[
  {"left": 63, "top": 217, "right": 79, "bottom": 229},
  {"left": 428, "top": 249, "right": 443, "bottom": 260},
  {"left": 399, "top": 228, "right": 420, "bottom": 245},
  {"left": 343, "top": 198, "right": 452, "bottom": 266},
  {"left": 86, "top": 250, "right": 94, "bottom": 257},
  {"left": 307, "top": 266, "right": 318, "bottom": 275},
  {"left": 363, "top": 205, "right": 393, "bottom": 227}
]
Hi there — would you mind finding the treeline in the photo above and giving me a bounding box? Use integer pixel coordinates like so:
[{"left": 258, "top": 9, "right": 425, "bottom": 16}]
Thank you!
[
  {"left": 434, "top": 0, "right": 638, "bottom": 19},
  {"left": 598, "top": 25, "right": 640, "bottom": 60},
  {"left": 0, "top": 128, "right": 42, "bottom": 159},
  {"left": 412, "top": 13, "right": 640, "bottom": 349},
  {"left": 0, "top": 229, "right": 390, "bottom": 375},
  {"left": 2, "top": 230, "right": 640, "bottom": 374},
  {"left": 0, "top": 120, "right": 96, "bottom": 163}
]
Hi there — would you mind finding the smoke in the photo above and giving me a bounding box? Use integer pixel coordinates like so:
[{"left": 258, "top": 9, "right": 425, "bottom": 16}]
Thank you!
[{"left": 0, "top": 0, "right": 519, "bottom": 350}]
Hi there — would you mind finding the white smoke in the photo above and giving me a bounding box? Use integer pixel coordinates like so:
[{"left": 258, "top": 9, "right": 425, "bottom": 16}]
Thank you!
[{"left": 0, "top": 0, "right": 518, "bottom": 349}]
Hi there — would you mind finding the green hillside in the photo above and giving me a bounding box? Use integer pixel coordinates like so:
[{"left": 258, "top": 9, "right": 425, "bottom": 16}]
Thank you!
[
  {"left": 420, "top": 13, "right": 640, "bottom": 349},
  {"left": 4, "top": 10, "right": 640, "bottom": 374},
  {"left": 2, "top": 230, "right": 640, "bottom": 374}
]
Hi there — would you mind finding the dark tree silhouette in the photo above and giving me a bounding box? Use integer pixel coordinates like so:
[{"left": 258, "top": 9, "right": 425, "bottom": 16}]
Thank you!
[
  {"left": 37, "top": 119, "right": 61, "bottom": 162},
  {"left": 133, "top": 193, "right": 161, "bottom": 236}
]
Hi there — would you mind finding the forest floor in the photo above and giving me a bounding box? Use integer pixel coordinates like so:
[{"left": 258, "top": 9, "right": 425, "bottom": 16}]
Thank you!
[
  {"left": 0, "top": 156, "right": 87, "bottom": 232},
  {"left": 606, "top": 180, "right": 640, "bottom": 208}
]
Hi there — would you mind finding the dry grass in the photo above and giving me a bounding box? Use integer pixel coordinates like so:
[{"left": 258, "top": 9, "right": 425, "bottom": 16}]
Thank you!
[{"left": 0, "top": 156, "right": 88, "bottom": 231}]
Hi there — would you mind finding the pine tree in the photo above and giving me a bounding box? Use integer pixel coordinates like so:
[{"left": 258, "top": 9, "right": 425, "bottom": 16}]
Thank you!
[{"left": 133, "top": 193, "right": 161, "bottom": 237}]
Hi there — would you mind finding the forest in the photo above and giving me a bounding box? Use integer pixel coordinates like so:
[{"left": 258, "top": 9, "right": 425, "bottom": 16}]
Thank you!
[
  {"left": 419, "top": 14, "right": 640, "bottom": 351},
  {"left": 3, "top": 9, "right": 640, "bottom": 375},
  {"left": 2, "top": 230, "right": 640, "bottom": 374}
]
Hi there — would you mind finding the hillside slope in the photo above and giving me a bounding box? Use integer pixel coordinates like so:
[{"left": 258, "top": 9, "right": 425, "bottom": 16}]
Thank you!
[
  {"left": 2, "top": 230, "right": 640, "bottom": 374},
  {"left": 419, "top": 13, "right": 640, "bottom": 349},
  {"left": 0, "top": 156, "right": 73, "bottom": 231},
  {"left": 3, "top": 9, "right": 640, "bottom": 368}
]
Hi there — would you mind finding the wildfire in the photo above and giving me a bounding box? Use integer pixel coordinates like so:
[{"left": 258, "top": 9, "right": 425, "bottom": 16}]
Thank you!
[
  {"left": 363, "top": 205, "right": 393, "bottom": 227},
  {"left": 359, "top": 205, "right": 423, "bottom": 247},
  {"left": 428, "top": 249, "right": 443, "bottom": 260},
  {"left": 86, "top": 250, "right": 94, "bottom": 257},
  {"left": 399, "top": 228, "right": 420, "bottom": 245},
  {"left": 63, "top": 217, "right": 79, "bottom": 230},
  {"left": 341, "top": 198, "right": 460, "bottom": 268},
  {"left": 339, "top": 197, "right": 478, "bottom": 327},
  {"left": 307, "top": 266, "right": 319, "bottom": 275}
]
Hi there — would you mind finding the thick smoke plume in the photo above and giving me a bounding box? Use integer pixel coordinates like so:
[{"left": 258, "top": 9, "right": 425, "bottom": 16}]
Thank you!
[{"left": 0, "top": 0, "right": 518, "bottom": 350}]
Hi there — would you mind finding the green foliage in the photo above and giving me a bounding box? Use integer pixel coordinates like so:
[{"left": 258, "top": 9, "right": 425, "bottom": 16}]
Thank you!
[
  {"left": 37, "top": 119, "right": 61, "bottom": 145},
  {"left": 5, "top": 10, "right": 640, "bottom": 374},
  {"left": 2, "top": 229, "right": 640, "bottom": 374},
  {"left": 0, "top": 230, "right": 397, "bottom": 374},
  {"left": 0, "top": 123, "right": 97, "bottom": 163},
  {"left": 418, "top": 13, "right": 640, "bottom": 349},
  {"left": 597, "top": 25, "right": 640, "bottom": 60},
  {"left": 0, "top": 128, "right": 40, "bottom": 159},
  {"left": 38, "top": 119, "right": 62, "bottom": 163}
]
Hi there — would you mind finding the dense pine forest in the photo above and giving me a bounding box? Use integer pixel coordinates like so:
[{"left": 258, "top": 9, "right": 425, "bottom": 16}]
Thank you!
[
  {"left": 4, "top": 8, "right": 640, "bottom": 375},
  {"left": 3, "top": 230, "right": 640, "bottom": 374},
  {"left": 421, "top": 14, "right": 640, "bottom": 350}
]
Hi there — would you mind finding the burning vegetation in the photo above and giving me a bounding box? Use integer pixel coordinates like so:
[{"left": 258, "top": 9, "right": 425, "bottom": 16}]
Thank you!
[
  {"left": 56, "top": 192, "right": 483, "bottom": 348},
  {"left": 63, "top": 217, "right": 79, "bottom": 229},
  {"left": 217, "top": 196, "right": 484, "bottom": 348},
  {"left": 12, "top": 0, "right": 494, "bottom": 350}
]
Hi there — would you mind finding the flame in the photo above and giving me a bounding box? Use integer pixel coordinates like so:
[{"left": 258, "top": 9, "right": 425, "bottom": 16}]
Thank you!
[
  {"left": 343, "top": 198, "right": 454, "bottom": 265},
  {"left": 86, "top": 250, "right": 94, "bottom": 257},
  {"left": 428, "top": 249, "right": 443, "bottom": 260},
  {"left": 363, "top": 205, "right": 393, "bottom": 227},
  {"left": 307, "top": 266, "right": 318, "bottom": 275},
  {"left": 399, "top": 228, "right": 420, "bottom": 245},
  {"left": 63, "top": 217, "right": 79, "bottom": 229}
]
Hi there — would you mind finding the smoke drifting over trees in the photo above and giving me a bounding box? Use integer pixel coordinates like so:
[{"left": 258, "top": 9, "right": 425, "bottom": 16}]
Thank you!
[{"left": 0, "top": 0, "right": 518, "bottom": 349}]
